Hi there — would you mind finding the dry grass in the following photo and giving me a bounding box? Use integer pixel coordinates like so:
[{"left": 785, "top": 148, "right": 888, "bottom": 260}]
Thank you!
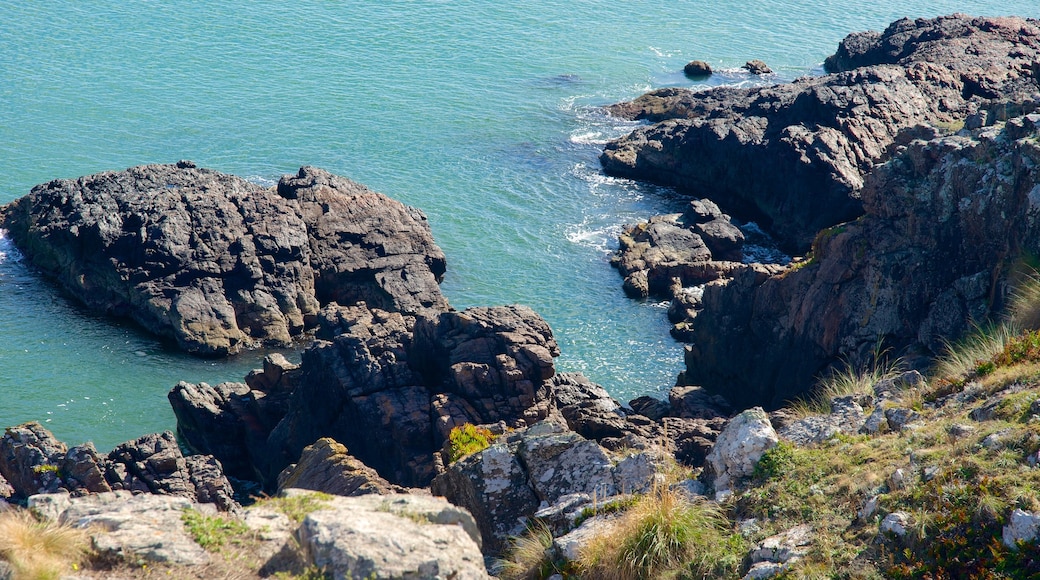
[
  {"left": 577, "top": 486, "right": 744, "bottom": 579},
  {"left": 932, "top": 323, "right": 1016, "bottom": 382},
  {"left": 0, "top": 509, "right": 90, "bottom": 580},
  {"left": 792, "top": 343, "right": 903, "bottom": 417},
  {"left": 495, "top": 521, "right": 557, "bottom": 580}
]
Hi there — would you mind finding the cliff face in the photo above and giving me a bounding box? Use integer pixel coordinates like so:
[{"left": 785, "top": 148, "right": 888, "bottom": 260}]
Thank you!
[{"left": 685, "top": 114, "right": 1040, "bottom": 408}]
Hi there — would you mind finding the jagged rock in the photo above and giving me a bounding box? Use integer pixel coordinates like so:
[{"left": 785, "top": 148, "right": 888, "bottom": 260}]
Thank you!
[
  {"left": 744, "top": 561, "right": 791, "bottom": 580},
  {"left": 885, "top": 408, "right": 922, "bottom": 432},
  {"left": 0, "top": 473, "right": 13, "bottom": 499},
  {"left": 519, "top": 429, "right": 618, "bottom": 501},
  {"left": 747, "top": 524, "right": 812, "bottom": 565},
  {"left": 59, "top": 492, "right": 210, "bottom": 565},
  {"left": 0, "top": 163, "right": 447, "bottom": 355},
  {"left": 431, "top": 435, "right": 539, "bottom": 554},
  {"left": 276, "top": 438, "right": 395, "bottom": 496},
  {"left": 432, "top": 421, "right": 662, "bottom": 555},
  {"left": 603, "top": 15, "right": 1040, "bottom": 253},
  {"left": 779, "top": 396, "right": 866, "bottom": 445},
  {"left": 684, "top": 107, "right": 1040, "bottom": 410},
  {"left": 947, "top": 423, "right": 977, "bottom": 441},
  {"left": 0, "top": 422, "right": 67, "bottom": 497},
  {"left": 665, "top": 416, "right": 727, "bottom": 466},
  {"left": 106, "top": 431, "right": 236, "bottom": 511},
  {"left": 61, "top": 443, "right": 112, "bottom": 495},
  {"left": 553, "top": 515, "right": 617, "bottom": 562},
  {"left": 684, "top": 60, "right": 713, "bottom": 78},
  {"left": 743, "top": 59, "right": 772, "bottom": 75},
  {"left": 293, "top": 491, "right": 489, "bottom": 579},
  {"left": 173, "top": 302, "right": 562, "bottom": 490},
  {"left": 704, "top": 407, "right": 777, "bottom": 497},
  {"left": 611, "top": 211, "right": 744, "bottom": 300},
  {"left": 1003, "top": 509, "right": 1040, "bottom": 549},
  {"left": 628, "top": 395, "right": 671, "bottom": 421},
  {"left": 860, "top": 405, "right": 888, "bottom": 435},
  {"left": 669, "top": 385, "right": 733, "bottom": 420},
  {"left": 888, "top": 468, "right": 908, "bottom": 491}
]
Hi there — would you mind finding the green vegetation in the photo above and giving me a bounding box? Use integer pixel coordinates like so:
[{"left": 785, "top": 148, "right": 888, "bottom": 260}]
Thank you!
[
  {"left": 448, "top": 423, "right": 497, "bottom": 463},
  {"left": 181, "top": 508, "right": 251, "bottom": 551},
  {"left": 0, "top": 509, "right": 90, "bottom": 580},
  {"left": 255, "top": 491, "right": 333, "bottom": 524}
]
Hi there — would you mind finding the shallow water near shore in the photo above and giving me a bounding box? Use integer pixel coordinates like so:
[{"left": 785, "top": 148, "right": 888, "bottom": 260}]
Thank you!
[{"left": 2, "top": 2, "right": 1038, "bottom": 451}]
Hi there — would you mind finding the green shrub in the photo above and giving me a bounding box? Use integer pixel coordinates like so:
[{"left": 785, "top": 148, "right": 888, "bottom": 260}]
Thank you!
[
  {"left": 754, "top": 441, "right": 796, "bottom": 481},
  {"left": 448, "top": 423, "right": 497, "bottom": 463}
]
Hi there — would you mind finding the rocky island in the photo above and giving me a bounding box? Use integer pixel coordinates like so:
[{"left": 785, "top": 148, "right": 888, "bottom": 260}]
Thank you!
[{"left": 1, "top": 12, "right": 1040, "bottom": 580}]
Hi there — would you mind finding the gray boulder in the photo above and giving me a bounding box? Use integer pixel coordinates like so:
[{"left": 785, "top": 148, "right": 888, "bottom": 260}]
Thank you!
[
  {"left": 704, "top": 407, "right": 778, "bottom": 497},
  {"left": 1003, "top": 509, "right": 1040, "bottom": 549},
  {"left": 294, "top": 491, "right": 489, "bottom": 579}
]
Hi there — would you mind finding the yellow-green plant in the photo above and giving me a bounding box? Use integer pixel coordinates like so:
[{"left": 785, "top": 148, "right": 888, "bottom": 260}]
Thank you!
[
  {"left": 0, "top": 509, "right": 90, "bottom": 580},
  {"left": 448, "top": 423, "right": 497, "bottom": 463},
  {"left": 932, "top": 323, "right": 1016, "bottom": 382}
]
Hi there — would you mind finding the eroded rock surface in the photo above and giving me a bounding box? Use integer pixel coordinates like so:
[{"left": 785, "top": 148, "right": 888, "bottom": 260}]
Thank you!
[
  {"left": 685, "top": 112, "right": 1040, "bottom": 409},
  {"left": 0, "top": 163, "right": 447, "bottom": 355},
  {"left": 0, "top": 423, "right": 235, "bottom": 510}
]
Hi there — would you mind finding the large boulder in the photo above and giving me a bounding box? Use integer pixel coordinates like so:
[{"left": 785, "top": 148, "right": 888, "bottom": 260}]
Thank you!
[
  {"left": 293, "top": 491, "right": 489, "bottom": 579},
  {"left": 704, "top": 407, "right": 778, "bottom": 497},
  {"left": 601, "top": 15, "right": 1040, "bottom": 254},
  {"left": 0, "top": 162, "right": 447, "bottom": 355}
]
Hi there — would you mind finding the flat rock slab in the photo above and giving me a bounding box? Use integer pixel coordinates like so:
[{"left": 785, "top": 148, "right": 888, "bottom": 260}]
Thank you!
[
  {"left": 56, "top": 492, "right": 210, "bottom": 566},
  {"left": 292, "top": 491, "right": 489, "bottom": 579},
  {"left": 1, "top": 162, "right": 447, "bottom": 355}
]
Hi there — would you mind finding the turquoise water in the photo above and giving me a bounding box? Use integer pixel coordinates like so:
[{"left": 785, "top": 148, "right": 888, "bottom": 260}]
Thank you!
[{"left": 2, "top": 2, "right": 1038, "bottom": 452}]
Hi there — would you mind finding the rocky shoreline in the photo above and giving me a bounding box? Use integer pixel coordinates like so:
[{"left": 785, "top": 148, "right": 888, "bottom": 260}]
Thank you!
[{"left": 2, "top": 13, "right": 1040, "bottom": 579}]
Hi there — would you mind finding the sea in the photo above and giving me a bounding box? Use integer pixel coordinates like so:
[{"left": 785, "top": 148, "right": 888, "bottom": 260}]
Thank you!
[{"left": 2, "top": 2, "right": 1037, "bottom": 452}]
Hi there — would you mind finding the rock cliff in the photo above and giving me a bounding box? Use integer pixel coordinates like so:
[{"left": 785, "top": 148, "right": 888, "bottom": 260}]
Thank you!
[
  {"left": 0, "top": 163, "right": 447, "bottom": 355},
  {"left": 602, "top": 14, "right": 1040, "bottom": 253}
]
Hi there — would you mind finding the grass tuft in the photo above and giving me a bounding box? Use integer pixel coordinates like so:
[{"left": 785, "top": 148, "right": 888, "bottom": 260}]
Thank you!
[
  {"left": 932, "top": 324, "right": 1016, "bottom": 383},
  {"left": 577, "top": 486, "right": 744, "bottom": 579},
  {"left": 0, "top": 509, "right": 90, "bottom": 580},
  {"left": 495, "top": 521, "right": 561, "bottom": 580},
  {"left": 448, "top": 423, "right": 497, "bottom": 463},
  {"left": 793, "top": 341, "right": 903, "bottom": 416}
]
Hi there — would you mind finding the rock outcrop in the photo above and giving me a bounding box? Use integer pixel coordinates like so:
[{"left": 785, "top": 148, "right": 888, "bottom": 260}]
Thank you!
[
  {"left": 431, "top": 421, "right": 664, "bottom": 554},
  {"left": 171, "top": 302, "right": 563, "bottom": 489},
  {"left": 0, "top": 162, "right": 447, "bottom": 355},
  {"left": 684, "top": 111, "right": 1040, "bottom": 409},
  {"left": 601, "top": 15, "right": 1040, "bottom": 253},
  {"left": 703, "top": 407, "right": 777, "bottom": 498},
  {"left": 276, "top": 438, "right": 397, "bottom": 497},
  {"left": 0, "top": 422, "right": 235, "bottom": 510},
  {"left": 601, "top": 14, "right": 1040, "bottom": 409}
]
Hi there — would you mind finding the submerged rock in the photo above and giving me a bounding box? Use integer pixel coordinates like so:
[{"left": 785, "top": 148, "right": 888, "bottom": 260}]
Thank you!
[
  {"left": 684, "top": 60, "right": 713, "bottom": 78},
  {"left": 0, "top": 163, "right": 447, "bottom": 355}
]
